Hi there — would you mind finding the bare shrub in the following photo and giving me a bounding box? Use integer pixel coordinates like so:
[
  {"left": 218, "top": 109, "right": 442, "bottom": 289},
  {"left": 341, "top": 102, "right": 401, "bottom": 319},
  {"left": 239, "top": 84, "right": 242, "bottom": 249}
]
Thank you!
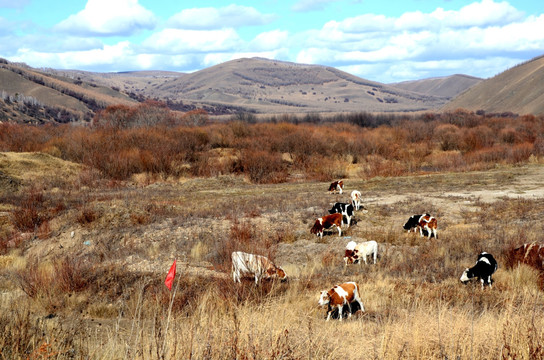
[
  {"left": 10, "top": 188, "right": 47, "bottom": 232},
  {"left": 237, "top": 150, "right": 288, "bottom": 184}
]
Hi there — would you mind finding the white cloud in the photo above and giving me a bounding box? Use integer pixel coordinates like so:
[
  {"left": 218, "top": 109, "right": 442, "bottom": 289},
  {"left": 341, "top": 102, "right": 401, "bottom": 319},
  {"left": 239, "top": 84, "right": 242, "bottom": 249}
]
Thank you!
[
  {"left": 249, "top": 30, "right": 289, "bottom": 51},
  {"left": 294, "top": 0, "right": 544, "bottom": 81},
  {"left": 142, "top": 28, "right": 243, "bottom": 54},
  {"left": 11, "top": 42, "right": 136, "bottom": 71},
  {"left": 167, "top": 5, "right": 275, "bottom": 30},
  {"left": 54, "top": 0, "right": 156, "bottom": 36}
]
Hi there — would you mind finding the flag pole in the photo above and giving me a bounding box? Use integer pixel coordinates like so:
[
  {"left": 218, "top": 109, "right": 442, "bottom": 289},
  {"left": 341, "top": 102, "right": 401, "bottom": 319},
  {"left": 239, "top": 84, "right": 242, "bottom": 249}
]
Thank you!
[{"left": 162, "top": 260, "right": 180, "bottom": 357}]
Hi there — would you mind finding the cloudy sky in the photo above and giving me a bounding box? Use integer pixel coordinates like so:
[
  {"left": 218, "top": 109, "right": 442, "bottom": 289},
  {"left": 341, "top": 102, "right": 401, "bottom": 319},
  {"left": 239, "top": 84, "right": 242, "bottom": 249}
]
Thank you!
[{"left": 0, "top": 0, "right": 543, "bottom": 83}]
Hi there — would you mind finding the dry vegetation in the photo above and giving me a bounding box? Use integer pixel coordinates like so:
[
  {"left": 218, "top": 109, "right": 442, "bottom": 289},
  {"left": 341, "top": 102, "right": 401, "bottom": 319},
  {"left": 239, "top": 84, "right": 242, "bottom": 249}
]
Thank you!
[{"left": 1, "top": 109, "right": 544, "bottom": 359}]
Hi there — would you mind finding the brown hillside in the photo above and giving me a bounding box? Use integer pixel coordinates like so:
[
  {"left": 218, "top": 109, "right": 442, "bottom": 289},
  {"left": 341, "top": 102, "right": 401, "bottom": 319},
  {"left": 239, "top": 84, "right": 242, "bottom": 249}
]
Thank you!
[
  {"left": 391, "top": 74, "right": 482, "bottom": 99},
  {"left": 152, "top": 57, "right": 446, "bottom": 113},
  {"left": 443, "top": 55, "right": 544, "bottom": 115},
  {"left": 0, "top": 61, "right": 137, "bottom": 123}
]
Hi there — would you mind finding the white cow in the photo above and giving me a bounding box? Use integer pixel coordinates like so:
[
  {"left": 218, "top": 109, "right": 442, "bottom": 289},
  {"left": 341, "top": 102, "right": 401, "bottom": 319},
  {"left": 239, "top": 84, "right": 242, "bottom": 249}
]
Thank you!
[
  {"left": 231, "top": 251, "right": 287, "bottom": 285},
  {"left": 350, "top": 190, "right": 362, "bottom": 211},
  {"left": 344, "top": 240, "right": 378, "bottom": 266}
]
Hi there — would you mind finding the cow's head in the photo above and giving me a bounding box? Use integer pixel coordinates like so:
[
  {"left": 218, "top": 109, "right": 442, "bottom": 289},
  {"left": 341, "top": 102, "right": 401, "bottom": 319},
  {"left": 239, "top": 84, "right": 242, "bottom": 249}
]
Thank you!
[
  {"left": 459, "top": 268, "right": 473, "bottom": 284},
  {"left": 403, "top": 215, "right": 418, "bottom": 231},
  {"left": 276, "top": 267, "right": 287, "bottom": 282},
  {"left": 310, "top": 218, "right": 323, "bottom": 235},
  {"left": 344, "top": 249, "right": 359, "bottom": 265},
  {"left": 265, "top": 264, "right": 287, "bottom": 282},
  {"left": 318, "top": 290, "right": 330, "bottom": 306}
]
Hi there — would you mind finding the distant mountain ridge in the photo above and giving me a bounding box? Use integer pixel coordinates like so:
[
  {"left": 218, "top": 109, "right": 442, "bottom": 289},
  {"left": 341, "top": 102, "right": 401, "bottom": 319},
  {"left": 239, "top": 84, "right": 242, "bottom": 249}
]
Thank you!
[{"left": 1, "top": 55, "right": 542, "bottom": 124}]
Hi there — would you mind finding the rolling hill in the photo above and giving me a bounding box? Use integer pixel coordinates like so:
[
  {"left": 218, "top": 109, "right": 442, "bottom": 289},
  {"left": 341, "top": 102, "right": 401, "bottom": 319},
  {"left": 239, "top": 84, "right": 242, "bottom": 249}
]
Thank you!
[
  {"left": 2, "top": 55, "right": 543, "bottom": 123},
  {"left": 390, "top": 74, "right": 482, "bottom": 99},
  {"left": 443, "top": 55, "right": 544, "bottom": 115},
  {"left": 149, "top": 57, "right": 447, "bottom": 113}
]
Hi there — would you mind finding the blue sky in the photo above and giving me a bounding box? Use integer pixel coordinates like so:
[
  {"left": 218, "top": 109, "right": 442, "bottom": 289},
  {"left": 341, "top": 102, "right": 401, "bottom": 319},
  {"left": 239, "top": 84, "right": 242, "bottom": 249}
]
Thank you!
[{"left": 0, "top": 0, "right": 543, "bottom": 83}]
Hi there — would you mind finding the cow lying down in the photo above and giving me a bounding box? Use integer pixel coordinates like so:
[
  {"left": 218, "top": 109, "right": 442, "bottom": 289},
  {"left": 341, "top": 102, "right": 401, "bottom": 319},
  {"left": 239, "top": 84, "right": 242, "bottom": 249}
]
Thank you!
[{"left": 318, "top": 281, "right": 365, "bottom": 321}]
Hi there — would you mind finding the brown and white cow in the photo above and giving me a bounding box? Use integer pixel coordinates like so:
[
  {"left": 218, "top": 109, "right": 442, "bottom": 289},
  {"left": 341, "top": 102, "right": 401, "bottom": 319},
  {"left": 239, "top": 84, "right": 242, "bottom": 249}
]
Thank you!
[
  {"left": 318, "top": 282, "right": 365, "bottom": 321},
  {"left": 508, "top": 242, "right": 544, "bottom": 271},
  {"left": 310, "top": 213, "right": 343, "bottom": 238},
  {"left": 231, "top": 251, "right": 287, "bottom": 285},
  {"left": 328, "top": 180, "right": 344, "bottom": 194}
]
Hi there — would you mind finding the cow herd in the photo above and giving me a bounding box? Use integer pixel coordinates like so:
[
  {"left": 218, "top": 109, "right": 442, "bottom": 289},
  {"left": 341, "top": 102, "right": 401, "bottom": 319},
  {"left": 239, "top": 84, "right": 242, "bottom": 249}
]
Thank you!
[{"left": 230, "top": 179, "right": 507, "bottom": 321}]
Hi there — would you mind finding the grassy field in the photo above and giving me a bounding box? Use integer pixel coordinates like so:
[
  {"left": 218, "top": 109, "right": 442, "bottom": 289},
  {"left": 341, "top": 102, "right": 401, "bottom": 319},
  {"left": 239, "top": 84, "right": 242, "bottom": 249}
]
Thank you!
[{"left": 1, "top": 148, "right": 544, "bottom": 359}]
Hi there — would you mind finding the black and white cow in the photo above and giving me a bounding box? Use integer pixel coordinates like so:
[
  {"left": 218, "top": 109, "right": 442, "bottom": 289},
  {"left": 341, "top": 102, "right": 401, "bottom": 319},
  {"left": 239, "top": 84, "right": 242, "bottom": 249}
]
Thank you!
[
  {"left": 460, "top": 252, "right": 498, "bottom": 289},
  {"left": 403, "top": 213, "right": 437, "bottom": 239},
  {"left": 329, "top": 202, "right": 354, "bottom": 226}
]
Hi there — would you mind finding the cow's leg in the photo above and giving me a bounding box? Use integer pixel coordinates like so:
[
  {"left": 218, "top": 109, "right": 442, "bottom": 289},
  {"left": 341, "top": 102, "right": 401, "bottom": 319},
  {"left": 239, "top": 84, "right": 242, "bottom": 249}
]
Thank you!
[
  {"left": 337, "top": 305, "right": 343, "bottom": 321},
  {"left": 325, "top": 311, "right": 332, "bottom": 321},
  {"left": 433, "top": 228, "right": 438, "bottom": 239},
  {"left": 346, "top": 215, "right": 351, "bottom": 227},
  {"left": 347, "top": 302, "right": 352, "bottom": 319},
  {"left": 337, "top": 225, "right": 342, "bottom": 236},
  {"left": 357, "top": 299, "right": 365, "bottom": 313},
  {"left": 373, "top": 250, "right": 377, "bottom": 264}
]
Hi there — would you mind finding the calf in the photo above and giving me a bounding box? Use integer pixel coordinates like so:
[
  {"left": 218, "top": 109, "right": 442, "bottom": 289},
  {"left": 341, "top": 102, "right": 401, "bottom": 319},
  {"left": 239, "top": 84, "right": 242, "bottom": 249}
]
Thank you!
[
  {"left": 344, "top": 240, "right": 378, "bottom": 266},
  {"left": 460, "top": 252, "right": 498, "bottom": 289},
  {"left": 310, "top": 213, "right": 343, "bottom": 238},
  {"left": 231, "top": 251, "right": 287, "bottom": 285},
  {"left": 403, "top": 213, "right": 438, "bottom": 239},
  {"left": 328, "top": 180, "right": 344, "bottom": 194},
  {"left": 328, "top": 202, "right": 354, "bottom": 226},
  {"left": 318, "top": 282, "right": 365, "bottom": 321}
]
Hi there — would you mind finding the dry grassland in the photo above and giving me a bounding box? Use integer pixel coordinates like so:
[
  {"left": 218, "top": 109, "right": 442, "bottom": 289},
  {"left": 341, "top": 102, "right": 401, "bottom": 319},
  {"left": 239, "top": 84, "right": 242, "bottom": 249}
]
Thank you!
[{"left": 1, "top": 153, "right": 544, "bottom": 359}]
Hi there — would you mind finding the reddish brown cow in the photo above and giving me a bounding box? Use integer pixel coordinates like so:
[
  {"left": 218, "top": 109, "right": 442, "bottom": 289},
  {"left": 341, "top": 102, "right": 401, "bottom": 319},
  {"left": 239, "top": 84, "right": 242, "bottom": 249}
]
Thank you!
[
  {"left": 310, "top": 213, "right": 343, "bottom": 238},
  {"left": 507, "top": 242, "right": 544, "bottom": 271},
  {"left": 328, "top": 180, "right": 344, "bottom": 194}
]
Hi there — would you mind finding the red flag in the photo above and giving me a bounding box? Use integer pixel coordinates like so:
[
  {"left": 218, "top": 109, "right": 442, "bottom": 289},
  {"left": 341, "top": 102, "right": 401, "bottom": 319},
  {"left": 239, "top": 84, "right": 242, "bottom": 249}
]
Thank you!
[{"left": 164, "top": 259, "right": 176, "bottom": 290}]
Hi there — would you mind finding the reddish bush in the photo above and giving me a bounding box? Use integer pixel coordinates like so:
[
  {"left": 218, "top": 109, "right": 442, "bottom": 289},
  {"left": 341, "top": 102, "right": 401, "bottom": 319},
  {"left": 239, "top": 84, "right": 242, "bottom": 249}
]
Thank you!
[{"left": 237, "top": 150, "right": 288, "bottom": 184}]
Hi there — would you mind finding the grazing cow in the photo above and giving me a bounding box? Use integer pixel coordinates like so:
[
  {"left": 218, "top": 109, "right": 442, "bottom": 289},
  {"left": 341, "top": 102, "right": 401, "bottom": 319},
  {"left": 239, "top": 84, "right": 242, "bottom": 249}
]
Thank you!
[
  {"left": 231, "top": 251, "right": 287, "bottom": 285},
  {"left": 460, "top": 252, "right": 498, "bottom": 289},
  {"left": 508, "top": 242, "right": 544, "bottom": 271},
  {"left": 403, "top": 213, "right": 438, "bottom": 239},
  {"left": 328, "top": 180, "right": 344, "bottom": 194},
  {"left": 318, "top": 282, "right": 365, "bottom": 321},
  {"left": 310, "top": 213, "right": 343, "bottom": 238},
  {"left": 344, "top": 240, "right": 378, "bottom": 266},
  {"left": 350, "top": 190, "right": 362, "bottom": 210},
  {"left": 328, "top": 202, "right": 355, "bottom": 226}
]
